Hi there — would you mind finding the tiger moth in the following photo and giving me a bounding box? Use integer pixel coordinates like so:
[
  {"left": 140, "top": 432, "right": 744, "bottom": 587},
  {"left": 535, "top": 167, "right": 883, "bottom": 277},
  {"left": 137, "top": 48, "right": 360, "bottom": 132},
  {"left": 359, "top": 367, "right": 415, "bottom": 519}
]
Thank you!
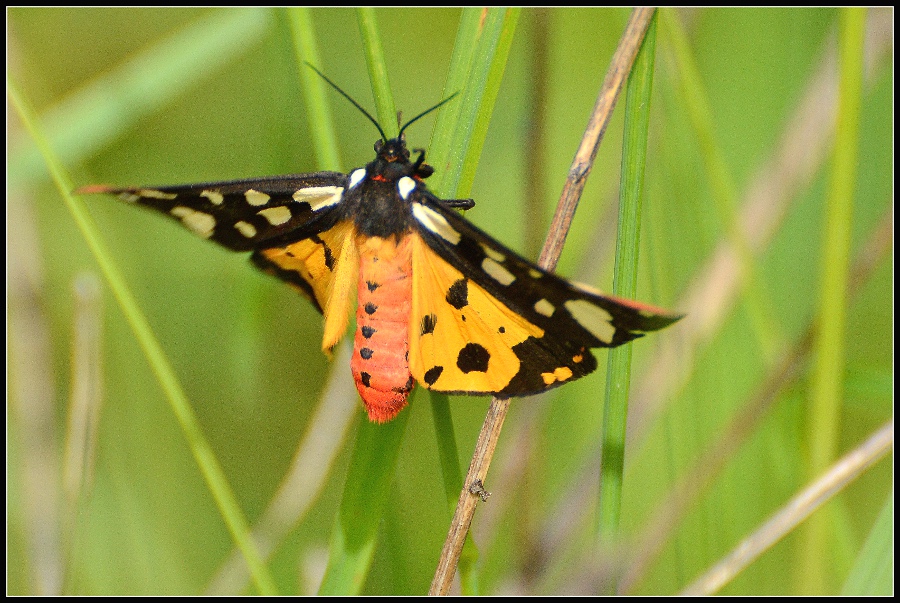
[{"left": 78, "top": 72, "right": 681, "bottom": 423}]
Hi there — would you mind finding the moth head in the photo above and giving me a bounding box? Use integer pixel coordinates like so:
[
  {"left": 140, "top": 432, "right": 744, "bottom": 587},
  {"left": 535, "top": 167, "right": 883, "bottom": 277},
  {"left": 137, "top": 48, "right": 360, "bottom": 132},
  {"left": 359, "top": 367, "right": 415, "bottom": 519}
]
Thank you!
[{"left": 374, "top": 137, "right": 411, "bottom": 164}]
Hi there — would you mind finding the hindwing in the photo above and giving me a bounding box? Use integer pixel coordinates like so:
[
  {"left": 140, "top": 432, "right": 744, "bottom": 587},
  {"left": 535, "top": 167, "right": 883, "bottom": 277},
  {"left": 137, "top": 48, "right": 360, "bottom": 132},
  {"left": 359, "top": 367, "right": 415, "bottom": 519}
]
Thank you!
[{"left": 409, "top": 193, "right": 681, "bottom": 397}]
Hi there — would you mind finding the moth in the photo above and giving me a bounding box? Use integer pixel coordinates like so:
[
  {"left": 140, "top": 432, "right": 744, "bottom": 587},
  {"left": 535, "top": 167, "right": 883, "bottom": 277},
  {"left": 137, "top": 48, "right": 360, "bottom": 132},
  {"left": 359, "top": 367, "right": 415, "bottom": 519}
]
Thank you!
[{"left": 78, "top": 72, "right": 681, "bottom": 423}]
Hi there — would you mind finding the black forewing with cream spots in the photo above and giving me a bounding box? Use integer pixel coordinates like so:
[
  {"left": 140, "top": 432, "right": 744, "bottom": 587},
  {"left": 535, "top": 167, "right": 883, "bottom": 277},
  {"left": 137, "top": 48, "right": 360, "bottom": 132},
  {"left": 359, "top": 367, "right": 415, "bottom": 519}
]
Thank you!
[
  {"left": 412, "top": 193, "right": 682, "bottom": 350},
  {"left": 80, "top": 172, "right": 348, "bottom": 251}
]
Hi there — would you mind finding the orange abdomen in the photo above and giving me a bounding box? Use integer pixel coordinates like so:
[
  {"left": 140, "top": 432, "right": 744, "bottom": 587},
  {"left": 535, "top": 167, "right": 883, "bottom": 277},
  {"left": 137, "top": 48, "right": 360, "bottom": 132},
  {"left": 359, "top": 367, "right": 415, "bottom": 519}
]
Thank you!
[{"left": 351, "top": 235, "right": 414, "bottom": 422}]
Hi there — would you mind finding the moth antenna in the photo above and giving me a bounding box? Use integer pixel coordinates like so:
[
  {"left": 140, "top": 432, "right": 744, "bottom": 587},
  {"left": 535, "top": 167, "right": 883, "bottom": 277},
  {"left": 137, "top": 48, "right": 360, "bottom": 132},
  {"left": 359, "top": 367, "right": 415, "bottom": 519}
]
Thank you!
[
  {"left": 305, "top": 62, "right": 389, "bottom": 143},
  {"left": 398, "top": 92, "right": 459, "bottom": 137}
]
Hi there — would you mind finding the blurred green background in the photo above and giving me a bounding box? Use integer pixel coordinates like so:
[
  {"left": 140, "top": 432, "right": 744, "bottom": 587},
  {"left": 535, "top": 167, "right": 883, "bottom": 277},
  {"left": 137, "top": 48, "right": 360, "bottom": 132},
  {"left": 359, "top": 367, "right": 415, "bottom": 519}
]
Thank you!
[{"left": 8, "top": 7, "right": 893, "bottom": 595}]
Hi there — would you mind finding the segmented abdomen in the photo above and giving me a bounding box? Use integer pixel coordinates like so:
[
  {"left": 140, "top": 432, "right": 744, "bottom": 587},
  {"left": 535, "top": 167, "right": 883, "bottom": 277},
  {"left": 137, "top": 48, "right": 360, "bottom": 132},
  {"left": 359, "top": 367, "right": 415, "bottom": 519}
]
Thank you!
[{"left": 351, "top": 235, "right": 414, "bottom": 422}]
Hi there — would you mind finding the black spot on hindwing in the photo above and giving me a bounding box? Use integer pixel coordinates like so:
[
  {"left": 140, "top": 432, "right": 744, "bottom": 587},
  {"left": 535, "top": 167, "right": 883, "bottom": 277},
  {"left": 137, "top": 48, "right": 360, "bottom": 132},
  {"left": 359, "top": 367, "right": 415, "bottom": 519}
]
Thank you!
[
  {"left": 360, "top": 372, "right": 371, "bottom": 387},
  {"left": 361, "top": 325, "right": 376, "bottom": 338},
  {"left": 311, "top": 234, "right": 335, "bottom": 271},
  {"left": 423, "top": 366, "right": 444, "bottom": 386},
  {"left": 360, "top": 348, "right": 374, "bottom": 360},
  {"left": 364, "top": 302, "right": 377, "bottom": 315},
  {"left": 457, "top": 343, "right": 490, "bottom": 373},
  {"left": 420, "top": 313, "right": 437, "bottom": 336},
  {"left": 446, "top": 278, "right": 469, "bottom": 309}
]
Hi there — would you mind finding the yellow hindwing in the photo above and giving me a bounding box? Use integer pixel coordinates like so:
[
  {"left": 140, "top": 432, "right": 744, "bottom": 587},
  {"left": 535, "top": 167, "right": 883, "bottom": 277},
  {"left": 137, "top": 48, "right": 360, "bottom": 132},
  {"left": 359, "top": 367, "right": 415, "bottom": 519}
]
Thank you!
[
  {"left": 408, "top": 232, "right": 545, "bottom": 394},
  {"left": 256, "top": 220, "right": 358, "bottom": 351}
]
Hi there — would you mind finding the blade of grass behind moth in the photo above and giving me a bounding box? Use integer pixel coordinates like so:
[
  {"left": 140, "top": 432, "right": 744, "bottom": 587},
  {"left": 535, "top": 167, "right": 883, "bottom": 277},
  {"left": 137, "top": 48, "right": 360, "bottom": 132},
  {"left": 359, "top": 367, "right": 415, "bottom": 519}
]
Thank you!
[
  {"left": 841, "top": 490, "right": 893, "bottom": 596},
  {"left": 431, "top": 7, "right": 658, "bottom": 596},
  {"left": 596, "top": 10, "right": 657, "bottom": 553},
  {"left": 288, "top": 7, "right": 343, "bottom": 172},
  {"left": 358, "top": 8, "right": 399, "bottom": 138},
  {"left": 316, "top": 11, "right": 405, "bottom": 595},
  {"left": 433, "top": 8, "right": 520, "bottom": 201},
  {"left": 801, "top": 7, "right": 866, "bottom": 594},
  {"left": 8, "top": 76, "right": 278, "bottom": 596},
  {"left": 660, "top": 8, "right": 780, "bottom": 363},
  {"left": 426, "top": 7, "right": 484, "bottom": 187},
  {"left": 10, "top": 7, "right": 271, "bottom": 189},
  {"left": 429, "top": 11, "right": 521, "bottom": 593}
]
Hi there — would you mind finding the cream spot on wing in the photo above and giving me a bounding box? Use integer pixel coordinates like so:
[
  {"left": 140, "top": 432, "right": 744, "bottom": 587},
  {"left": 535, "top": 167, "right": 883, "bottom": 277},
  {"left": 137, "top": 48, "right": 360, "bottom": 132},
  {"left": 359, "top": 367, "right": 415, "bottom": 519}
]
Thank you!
[
  {"left": 201, "top": 190, "right": 224, "bottom": 205},
  {"left": 482, "top": 257, "right": 515, "bottom": 286},
  {"left": 257, "top": 206, "right": 292, "bottom": 226},
  {"left": 293, "top": 186, "right": 343, "bottom": 211},
  {"left": 480, "top": 244, "right": 505, "bottom": 263},
  {"left": 234, "top": 221, "right": 257, "bottom": 238},
  {"left": 564, "top": 299, "right": 615, "bottom": 344},
  {"left": 534, "top": 298, "right": 555, "bottom": 317},
  {"left": 541, "top": 366, "right": 574, "bottom": 385},
  {"left": 138, "top": 189, "right": 177, "bottom": 200},
  {"left": 397, "top": 176, "right": 416, "bottom": 200},
  {"left": 528, "top": 268, "right": 543, "bottom": 279},
  {"left": 245, "top": 189, "right": 271, "bottom": 206},
  {"left": 119, "top": 192, "right": 141, "bottom": 203},
  {"left": 412, "top": 204, "right": 461, "bottom": 245},
  {"left": 349, "top": 169, "right": 366, "bottom": 189},
  {"left": 170, "top": 206, "right": 216, "bottom": 238}
]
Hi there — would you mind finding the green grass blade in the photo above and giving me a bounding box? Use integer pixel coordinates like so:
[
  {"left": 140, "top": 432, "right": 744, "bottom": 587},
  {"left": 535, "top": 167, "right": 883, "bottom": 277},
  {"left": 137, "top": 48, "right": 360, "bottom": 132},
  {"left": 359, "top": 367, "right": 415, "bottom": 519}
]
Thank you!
[
  {"left": 427, "top": 7, "right": 484, "bottom": 178},
  {"left": 10, "top": 7, "right": 271, "bottom": 188},
  {"left": 357, "top": 8, "right": 398, "bottom": 138},
  {"left": 8, "top": 74, "right": 278, "bottom": 596},
  {"left": 660, "top": 8, "right": 781, "bottom": 362},
  {"left": 800, "top": 7, "right": 867, "bottom": 595},
  {"left": 429, "top": 8, "right": 520, "bottom": 199},
  {"left": 596, "top": 11, "right": 657, "bottom": 548},
  {"left": 455, "top": 9, "right": 520, "bottom": 198},
  {"left": 842, "top": 492, "right": 893, "bottom": 596},
  {"left": 287, "top": 7, "right": 343, "bottom": 171},
  {"left": 318, "top": 410, "right": 411, "bottom": 594}
]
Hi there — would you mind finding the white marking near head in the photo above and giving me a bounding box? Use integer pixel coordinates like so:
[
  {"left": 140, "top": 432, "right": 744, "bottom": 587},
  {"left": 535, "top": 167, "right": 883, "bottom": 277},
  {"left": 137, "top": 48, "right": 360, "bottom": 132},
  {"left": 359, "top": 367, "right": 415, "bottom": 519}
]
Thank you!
[
  {"left": 170, "top": 206, "right": 216, "bottom": 238},
  {"left": 482, "top": 258, "right": 515, "bottom": 286},
  {"left": 234, "top": 221, "right": 257, "bottom": 238},
  {"left": 397, "top": 176, "right": 416, "bottom": 200},
  {"left": 412, "top": 204, "right": 461, "bottom": 245},
  {"left": 564, "top": 299, "right": 615, "bottom": 344},
  {"left": 245, "top": 189, "right": 271, "bottom": 206},
  {"left": 138, "top": 189, "right": 178, "bottom": 200},
  {"left": 257, "top": 206, "right": 292, "bottom": 226},
  {"left": 349, "top": 169, "right": 366, "bottom": 189},
  {"left": 293, "top": 186, "right": 344, "bottom": 211},
  {"left": 201, "top": 190, "right": 224, "bottom": 205},
  {"left": 534, "top": 299, "right": 555, "bottom": 317}
]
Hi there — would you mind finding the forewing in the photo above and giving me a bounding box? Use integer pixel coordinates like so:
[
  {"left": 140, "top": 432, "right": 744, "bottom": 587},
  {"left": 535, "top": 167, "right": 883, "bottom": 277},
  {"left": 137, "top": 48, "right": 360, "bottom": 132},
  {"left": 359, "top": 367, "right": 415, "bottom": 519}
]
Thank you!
[{"left": 78, "top": 172, "right": 348, "bottom": 251}]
